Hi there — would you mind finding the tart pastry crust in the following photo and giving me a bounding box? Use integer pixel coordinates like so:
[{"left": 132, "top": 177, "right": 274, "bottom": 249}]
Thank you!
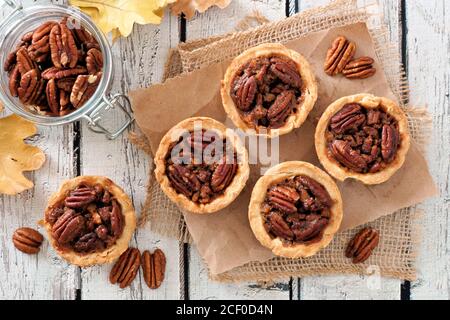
[
  {"left": 221, "top": 43, "right": 318, "bottom": 137},
  {"left": 42, "top": 176, "right": 136, "bottom": 266},
  {"left": 154, "top": 117, "right": 250, "bottom": 214},
  {"left": 249, "top": 161, "right": 343, "bottom": 258},
  {"left": 315, "top": 93, "right": 411, "bottom": 185}
]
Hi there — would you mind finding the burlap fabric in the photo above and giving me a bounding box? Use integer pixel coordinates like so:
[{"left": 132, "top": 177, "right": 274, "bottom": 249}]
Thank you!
[{"left": 134, "top": 0, "right": 431, "bottom": 282}]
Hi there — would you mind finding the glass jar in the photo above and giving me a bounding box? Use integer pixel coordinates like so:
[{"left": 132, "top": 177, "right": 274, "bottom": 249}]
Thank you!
[{"left": 0, "top": 0, "right": 133, "bottom": 139}]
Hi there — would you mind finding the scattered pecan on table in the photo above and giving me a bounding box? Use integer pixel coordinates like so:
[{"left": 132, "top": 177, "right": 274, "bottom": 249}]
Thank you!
[
  {"left": 345, "top": 227, "right": 380, "bottom": 264},
  {"left": 326, "top": 103, "right": 400, "bottom": 173},
  {"left": 12, "top": 227, "right": 44, "bottom": 254},
  {"left": 230, "top": 56, "right": 302, "bottom": 128},
  {"left": 262, "top": 175, "right": 333, "bottom": 243},
  {"left": 324, "top": 36, "right": 376, "bottom": 79},
  {"left": 142, "top": 249, "right": 166, "bottom": 289},
  {"left": 4, "top": 18, "right": 103, "bottom": 116},
  {"left": 110, "top": 248, "right": 141, "bottom": 289}
]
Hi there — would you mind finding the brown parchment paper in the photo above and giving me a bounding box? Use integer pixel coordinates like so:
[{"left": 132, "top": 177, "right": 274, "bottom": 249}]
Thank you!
[{"left": 129, "top": 22, "right": 437, "bottom": 276}]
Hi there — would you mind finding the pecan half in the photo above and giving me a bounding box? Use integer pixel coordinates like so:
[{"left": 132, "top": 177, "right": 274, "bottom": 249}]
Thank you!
[
  {"left": 41, "top": 65, "right": 87, "bottom": 80},
  {"left": 12, "top": 227, "right": 44, "bottom": 254},
  {"left": 269, "top": 57, "right": 301, "bottom": 88},
  {"left": 343, "top": 57, "right": 376, "bottom": 79},
  {"left": 4, "top": 51, "right": 17, "bottom": 72},
  {"left": 292, "top": 217, "right": 328, "bottom": 242},
  {"left": 324, "top": 36, "right": 356, "bottom": 76},
  {"left": 330, "top": 103, "right": 365, "bottom": 134},
  {"left": 330, "top": 140, "right": 368, "bottom": 172},
  {"left": 267, "top": 186, "right": 299, "bottom": 214},
  {"left": 267, "top": 90, "right": 294, "bottom": 127},
  {"left": 70, "top": 73, "right": 101, "bottom": 108},
  {"left": 46, "top": 78, "right": 59, "bottom": 115},
  {"left": 8, "top": 64, "right": 21, "bottom": 97},
  {"left": 297, "top": 176, "right": 333, "bottom": 207},
  {"left": 167, "top": 164, "right": 201, "bottom": 197},
  {"left": 64, "top": 186, "right": 97, "bottom": 208},
  {"left": 110, "top": 200, "right": 124, "bottom": 237},
  {"left": 86, "top": 48, "right": 103, "bottom": 74},
  {"left": 52, "top": 209, "right": 85, "bottom": 244},
  {"left": 16, "top": 47, "right": 37, "bottom": 75},
  {"left": 18, "top": 69, "right": 43, "bottom": 104},
  {"left": 110, "top": 248, "right": 141, "bottom": 289},
  {"left": 381, "top": 124, "right": 400, "bottom": 163},
  {"left": 210, "top": 162, "right": 237, "bottom": 192},
  {"left": 345, "top": 227, "right": 379, "bottom": 264},
  {"left": 49, "top": 23, "right": 79, "bottom": 68},
  {"left": 56, "top": 77, "right": 76, "bottom": 92},
  {"left": 267, "top": 212, "right": 294, "bottom": 240},
  {"left": 235, "top": 75, "right": 257, "bottom": 111},
  {"left": 32, "top": 21, "right": 57, "bottom": 43},
  {"left": 142, "top": 249, "right": 166, "bottom": 289}
]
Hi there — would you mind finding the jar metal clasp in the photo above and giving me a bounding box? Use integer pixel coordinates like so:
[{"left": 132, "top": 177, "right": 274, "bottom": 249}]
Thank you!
[
  {"left": 0, "top": 0, "right": 22, "bottom": 28},
  {"left": 83, "top": 94, "right": 134, "bottom": 140}
]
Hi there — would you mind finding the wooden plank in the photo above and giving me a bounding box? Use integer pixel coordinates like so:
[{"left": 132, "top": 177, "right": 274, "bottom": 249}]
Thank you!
[
  {"left": 185, "top": 0, "right": 291, "bottom": 300},
  {"left": 406, "top": 0, "right": 450, "bottom": 300},
  {"left": 79, "top": 12, "right": 183, "bottom": 299},
  {"left": 296, "top": 0, "right": 402, "bottom": 300},
  {"left": 0, "top": 0, "right": 78, "bottom": 300}
]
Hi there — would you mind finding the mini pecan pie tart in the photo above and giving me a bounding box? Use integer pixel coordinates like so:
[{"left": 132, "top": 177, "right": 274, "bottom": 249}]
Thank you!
[
  {"left": 221, "top": 43, "right": 318, "bottom": 137},
  {"left": 154, "top": 117, "right": 250, "bottom": 214},
  {"left": 249, "top": 161, "right": 343, "bottom": 258},
  {"left": 315, "top": 94, "right": 411, "bottom": 185},
  {"left": 42, "top": 176, "right": 136, "bottom": 266}
]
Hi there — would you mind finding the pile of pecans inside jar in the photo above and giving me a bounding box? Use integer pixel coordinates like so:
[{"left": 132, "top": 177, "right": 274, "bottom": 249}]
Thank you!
[{"left": 3, "top": 18, "right": 103, "bottom": 116}]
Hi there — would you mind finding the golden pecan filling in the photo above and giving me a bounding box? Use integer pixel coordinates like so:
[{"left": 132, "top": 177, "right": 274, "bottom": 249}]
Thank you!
[
  {"left": 45, "top": 183, "right": 124, "bottom": 253},
  {"left": 262, "top": 175, "right": 333, "bottom": 244},
  {"left": 165, "top": 130, "right": 238, "bottom": 204},
  {"left": 326, "top": 103, "right": 401, "bottom": 174},
  {"left": 230, "top": 55, "right": 303, "bottom": 129}
]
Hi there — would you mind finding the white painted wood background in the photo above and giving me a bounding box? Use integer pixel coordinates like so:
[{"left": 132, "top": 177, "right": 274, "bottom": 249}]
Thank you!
[{"left": 0, "top": 0, "right": 448, "bottom": 300}]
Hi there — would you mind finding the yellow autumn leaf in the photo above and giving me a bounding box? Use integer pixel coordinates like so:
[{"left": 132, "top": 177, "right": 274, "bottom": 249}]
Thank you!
[
  {"left": 0, "top": 115, "right": 46, "bottom": 195},
  {"left": 69, "top": 0, "right": 173, "bottom": 38},
  {"left": 170, "top": 0, "right": 232, "bottom": 19}
]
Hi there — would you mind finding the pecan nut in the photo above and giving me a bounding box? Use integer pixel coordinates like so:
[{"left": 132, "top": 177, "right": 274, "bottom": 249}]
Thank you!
[
  {"left": 267, "top": 212, "right": 294, "bottom": 240},
  {"left": 235, "top": 75, "right": 257, "bottom": 111},
  {"left": 292, "top": 217, "right": 328, "bottom": 242},
  {"left": 16, "top": 47, "right": 37, "bottom": 75},
  {"left": 324, "top": 36, "right": 356, "bottom": 76},
  {"left": 8, "top": 64, "right": 21, "bottom": 97},
  {"left": 18, "top": 69, "right": 44, "bottom": 104},
  {"left": 110, "top": 200, "right": 124, "bottom": 237},
  {"left": 70, "top": 73, "right": 101, "bottom": 108},
  {"left": 142, "top": 249, "right": 166, "bottom": 289},
  {"left": 52, "top": 209, "right": 85, "bottom": 244},
  {"left": 12, "top": 227, "right": 44, "bottom": 254},
  {"left": 64, "top": 186, "right": 97, "bottom": 208},
  {"left": 329, "top": 140, "right": 368, "bottom": 172},
  {"left": 110, "top": 248, "right": 141, "bottom": 289},
  {"left": 343, "top": 57, "right": 376, "bottom": 79},
  {"left": 49, "top": 22, "right": 79, "bottom": 68},
  {"left": 4, "top": 51, "right": 17, "bottom": 73},
  {"left": 381, "top": 124, "right": 400, "bottom": 163},
  {"left": 86, "top": 48, "right": 103, "bottom": 74},
  {"left": 167, "top": 164, "right": 201, "bottom": 197},
  {"left": 345, "top": 227, "right": 380, "bottom": 264},
  {"left": 210, "top": 162, "right": 237, "bottom": 193},
  {"left": 267, "top": 90, "right": 294, "bottom": 127},
  {"left": 269, "top": 57, "right": 302, "bottom": 88},
  {"left": 330, "top": 103, "right": 365, "bottom": 134},
  {"left": 41, "top": 65, "right": 87, "bottom": 80},
  {"left": 297, "top": 176, "right": 333, "bottom": 207},
  {"left": 46, "top": 78, "right": 59, "bottom": 115},
  {"left": 267, "top": 186, "right": 299, "bottom": 214}
]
